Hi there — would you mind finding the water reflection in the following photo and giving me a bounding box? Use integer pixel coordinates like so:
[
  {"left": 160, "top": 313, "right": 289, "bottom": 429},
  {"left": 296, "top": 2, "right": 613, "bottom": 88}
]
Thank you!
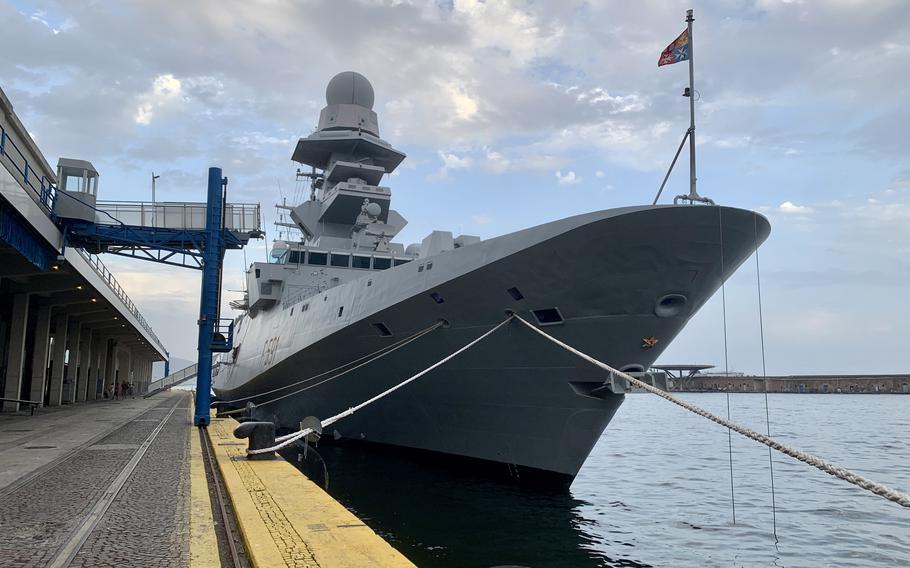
[{"left": 284, "top": 442, "right": 648, "bottom": 568}]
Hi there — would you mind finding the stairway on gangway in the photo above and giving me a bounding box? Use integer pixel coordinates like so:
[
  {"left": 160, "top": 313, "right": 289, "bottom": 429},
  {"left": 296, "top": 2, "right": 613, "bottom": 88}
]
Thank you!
[{"left": 145, "top": 363, "right": 199, "bottom": 397}]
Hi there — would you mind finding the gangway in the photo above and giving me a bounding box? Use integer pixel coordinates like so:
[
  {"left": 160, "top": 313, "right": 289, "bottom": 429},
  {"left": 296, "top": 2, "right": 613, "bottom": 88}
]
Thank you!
[
  {"left": 145, "top": 362, "right": 198, "bottom": 396},
  {"left": 50, "top": 159, "right": 261, "bottom": 426}
]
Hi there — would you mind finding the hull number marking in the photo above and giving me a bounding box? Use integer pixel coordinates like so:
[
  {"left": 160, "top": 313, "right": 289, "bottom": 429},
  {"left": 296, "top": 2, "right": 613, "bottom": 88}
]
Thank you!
[{"left": 262, "top": 336, "right": 280, "bottom": 366}]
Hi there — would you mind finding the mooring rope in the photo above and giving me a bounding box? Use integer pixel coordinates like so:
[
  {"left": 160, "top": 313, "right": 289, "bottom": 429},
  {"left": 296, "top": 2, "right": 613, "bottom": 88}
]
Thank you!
[
  {"left": 754, "top": 213, "right": 779, "bottom": 539},
  {"left": 247, "top": 315, "right": 514, "bottom": 455},
  {"left": 718, "top": 208, "right": 737, "bottom": 524},
  {"left": 512, "top": 314, "right": 910, "bottom": 509},
  {"left": 217, "top": 321, "right": 445, "bottom": 415}
]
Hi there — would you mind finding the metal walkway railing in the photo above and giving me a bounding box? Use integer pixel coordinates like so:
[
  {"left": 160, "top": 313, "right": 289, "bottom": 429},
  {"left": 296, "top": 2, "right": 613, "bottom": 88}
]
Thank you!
[
  {"left": 146, "top": 363, "right": 198, "bottom": 394},
  {"left": 74, "top": 248, "right": 165, "bottom": 353},
  {"left": 0, "top": 123, "right": 56, "bottom": 212},
  {"left": 93, "top": 201, "right": 260, "bottom": 233}
]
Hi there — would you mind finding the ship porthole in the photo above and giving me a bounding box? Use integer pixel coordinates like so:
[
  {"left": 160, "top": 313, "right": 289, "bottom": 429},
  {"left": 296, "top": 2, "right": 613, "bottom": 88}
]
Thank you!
[
  {"left": 620, "top": 364, "right": 645, "bottom": 374},
  {"left": 655, "top": 294, "right": 687, "bottom": 318}
]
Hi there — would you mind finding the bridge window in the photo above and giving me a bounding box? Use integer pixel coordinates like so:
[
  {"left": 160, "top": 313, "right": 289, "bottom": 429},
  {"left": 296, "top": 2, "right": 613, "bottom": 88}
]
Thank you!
[
  {"left": 394, "top": 258, "right": 412, "bottom": 266},
  {"left": 352, "top": 255, "right": 371, "bottom": 269},
  {"left": 373, "top": 257, "right": 391, "bottom": 270},
  {"left": 331, "top": 253, "right": 350, "bottom": 267},
  {"left": 288, "top": 251, "right": 303, "bottom": 264},
  {"left": 307, "top": 252, "right": 327, "bottom": 266}
]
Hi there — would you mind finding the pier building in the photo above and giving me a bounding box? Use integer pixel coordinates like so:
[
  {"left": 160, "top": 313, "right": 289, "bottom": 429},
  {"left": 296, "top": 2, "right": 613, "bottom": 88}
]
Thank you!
[{"left": 0, "top": 86, "right": 165, "bottom": 411}]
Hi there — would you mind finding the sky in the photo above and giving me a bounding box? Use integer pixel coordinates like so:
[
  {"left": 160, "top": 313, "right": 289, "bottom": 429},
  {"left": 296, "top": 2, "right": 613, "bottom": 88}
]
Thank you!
[{"left": 2, "top": 0, "right": 908, "bottom": 375}]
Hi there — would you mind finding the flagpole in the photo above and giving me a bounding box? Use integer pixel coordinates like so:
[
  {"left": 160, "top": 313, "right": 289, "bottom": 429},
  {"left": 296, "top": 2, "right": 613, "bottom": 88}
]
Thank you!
[{"left": 686, "top": 8, "right": 697, "bottom": 200}]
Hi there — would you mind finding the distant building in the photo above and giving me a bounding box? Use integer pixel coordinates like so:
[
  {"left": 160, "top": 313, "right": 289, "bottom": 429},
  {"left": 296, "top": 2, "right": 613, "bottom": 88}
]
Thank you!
[{"left": 659, "top": 372, "right": 910, "bottom": 394}]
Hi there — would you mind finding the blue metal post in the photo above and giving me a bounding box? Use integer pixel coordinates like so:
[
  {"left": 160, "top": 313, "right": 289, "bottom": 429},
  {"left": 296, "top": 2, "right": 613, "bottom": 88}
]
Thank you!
[
  {"left": 194, "top": 167, "right": 226, "bottom": 426},
  {"left": 164, "top": 353, "right": 170, "bottom": 378}
]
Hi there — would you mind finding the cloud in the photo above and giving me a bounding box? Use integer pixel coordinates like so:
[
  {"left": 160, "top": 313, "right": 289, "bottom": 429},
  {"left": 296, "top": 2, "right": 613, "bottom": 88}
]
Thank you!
[
  {"left": 574, "top": 87, "right": 649, "bottom": 114},
  {"left": 483, "top": 148, "right": 511, "bottom": 174},
  {"left": 471, "top": 214, "right": 493, "bottom": 225},
  {"left": 595, "top": 170, "right": 605, "bottom": 178},
  {"left": 134, "top": 74, "right": 183, "bottom": 125},
  {"left": 4, "top": 0, "right": 910, "bottom": 372},
  {"left": 555, "top": 170, "right": 581, "bottom": 185},
  {"left": 446, "top": 82, "right": 479, "bottom": 121},
  {"left": 777, "top": 201, "right": 814, "bottom": 214},
  {"left": 429, "top": 151, "right": 473, "bottom": 181},
  {"left": 714, "top": 136, "right": 752, "bottom": 149}
]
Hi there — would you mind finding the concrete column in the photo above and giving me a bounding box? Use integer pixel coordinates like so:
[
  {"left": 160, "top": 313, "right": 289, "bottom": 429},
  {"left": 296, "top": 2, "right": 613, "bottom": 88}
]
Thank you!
[
  {"left": 120, "top": 349, "right": 129, "bottom": 394},
  {"left": 77, "top": 327, "right": 93, "bottom": 402},
  {"left": 104, "top": 340, "right": 117, "bottom": 397},
  {"left": 46, "top": 312, "right": 69, "bottom": 407},
  {"left": 64, "top": 320, "right": 81, "bottom": 404},
  {"left": 137, "top": 358, "right": 146, "bottom": 393},
  {"left": 133, "top": 356, "right": 144, "bottom": 396},
  {"left": 120, "top": 349, "right": 135, "bottom": 383},
  {"left": 27, "top": 305, "right": 52, "bottom": 404},
  {"left": 2, "top": 294, "right": 30, "bottom": 412},
  {"left": 145, "top": 359, "right": 153, "bottom": 390},
  {"left": 95, "top": 336, "right": 109, "bottom": 400}
]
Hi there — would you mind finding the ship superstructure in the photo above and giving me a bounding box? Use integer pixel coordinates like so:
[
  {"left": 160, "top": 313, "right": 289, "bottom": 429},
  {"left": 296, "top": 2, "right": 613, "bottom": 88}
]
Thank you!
[{"left": 213, "top": 71, "right": 770, "bottom": 483}]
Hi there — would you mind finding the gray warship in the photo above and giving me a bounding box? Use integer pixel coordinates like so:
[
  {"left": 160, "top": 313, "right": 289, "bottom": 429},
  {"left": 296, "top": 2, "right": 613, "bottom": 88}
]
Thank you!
[{"left": 213, "top": 71, "right": 770, "bottom": 483}]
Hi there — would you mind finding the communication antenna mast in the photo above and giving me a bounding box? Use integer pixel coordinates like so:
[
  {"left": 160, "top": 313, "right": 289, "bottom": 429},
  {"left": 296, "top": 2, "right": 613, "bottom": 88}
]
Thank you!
[{"left": 296, "top": 167, "right": 320, "bottom": 201}]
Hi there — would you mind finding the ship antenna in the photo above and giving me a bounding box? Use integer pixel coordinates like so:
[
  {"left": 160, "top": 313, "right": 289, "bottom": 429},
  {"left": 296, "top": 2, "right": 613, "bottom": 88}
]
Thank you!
[{"left": 296, "top": 167, "right": 319, "bottom": 202}]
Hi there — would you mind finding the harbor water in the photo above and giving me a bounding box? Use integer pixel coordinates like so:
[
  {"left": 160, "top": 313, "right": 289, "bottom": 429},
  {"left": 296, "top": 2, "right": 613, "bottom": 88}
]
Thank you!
[{"left": 291, "top": 393, "right": 910, "bottom": 567}]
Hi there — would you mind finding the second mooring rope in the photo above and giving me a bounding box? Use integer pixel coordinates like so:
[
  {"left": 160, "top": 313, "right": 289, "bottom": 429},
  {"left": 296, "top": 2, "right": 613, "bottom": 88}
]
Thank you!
[
  {"left": 218, "top": 321, "right": 444, "bottom": 415},
  {"left": 512, "top": 314, "right": 910, "bottom": 509}
]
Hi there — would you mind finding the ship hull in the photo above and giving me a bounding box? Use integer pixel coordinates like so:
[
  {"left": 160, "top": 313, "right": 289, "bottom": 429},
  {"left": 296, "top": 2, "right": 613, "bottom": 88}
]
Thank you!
[{"left": 214, "top": 205, "right": 769, "bottom": 482}]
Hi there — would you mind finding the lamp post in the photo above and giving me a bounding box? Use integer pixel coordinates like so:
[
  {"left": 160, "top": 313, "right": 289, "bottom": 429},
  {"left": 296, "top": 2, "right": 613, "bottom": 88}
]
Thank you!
[{"left": 151, "top": 173, "right": 160, "bottom": 226}]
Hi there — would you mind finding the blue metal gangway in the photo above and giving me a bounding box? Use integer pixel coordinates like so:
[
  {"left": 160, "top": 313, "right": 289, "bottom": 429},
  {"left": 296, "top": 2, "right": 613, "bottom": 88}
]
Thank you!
[
  {"left": 2, "top": 119, "right": 262, "bottom": 425},
  {"left": 49, "top": 161, "right": 260, "bottom": 425}
]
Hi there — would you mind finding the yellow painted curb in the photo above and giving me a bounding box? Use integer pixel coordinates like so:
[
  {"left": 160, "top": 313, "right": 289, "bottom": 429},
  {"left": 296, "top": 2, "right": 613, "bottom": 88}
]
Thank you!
[
  {"left": 189, "top": 409, "right": 220, "bottom": 567},
  {"left": 208, "top": 417, "right": 415, "bottom": 568}
]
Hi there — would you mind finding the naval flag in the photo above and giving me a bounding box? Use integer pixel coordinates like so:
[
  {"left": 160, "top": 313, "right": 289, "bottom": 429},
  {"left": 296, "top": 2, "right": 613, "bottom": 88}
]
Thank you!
[{"left": 658, "top": 29, "right": 690, "bottom": 67}]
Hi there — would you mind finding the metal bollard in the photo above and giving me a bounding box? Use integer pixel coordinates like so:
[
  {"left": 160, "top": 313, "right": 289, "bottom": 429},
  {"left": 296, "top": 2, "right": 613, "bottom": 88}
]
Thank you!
[{"left": 233, "top": 421, "right": 276, "bottom": 460}]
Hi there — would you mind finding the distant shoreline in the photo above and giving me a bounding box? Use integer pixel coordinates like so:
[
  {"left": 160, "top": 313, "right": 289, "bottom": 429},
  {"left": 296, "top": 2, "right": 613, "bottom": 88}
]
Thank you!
[{"left": 654, "top": 373, "right": 910, "bottom": 395}]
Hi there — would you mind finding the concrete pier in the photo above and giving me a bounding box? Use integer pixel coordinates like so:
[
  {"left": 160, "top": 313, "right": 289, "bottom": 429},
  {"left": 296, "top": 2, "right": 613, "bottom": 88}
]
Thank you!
[
  {"left": 208, "top": 416, "right": 415, "bottom": 568},
  {"left": 0, "top": 390, "right": 415, "bottom": 567}
]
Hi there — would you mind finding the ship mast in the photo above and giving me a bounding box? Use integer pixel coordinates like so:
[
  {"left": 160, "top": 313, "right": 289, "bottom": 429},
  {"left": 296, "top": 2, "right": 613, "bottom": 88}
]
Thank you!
[{"left": 653, "top": 9, "right": 715, "bottom": 206}]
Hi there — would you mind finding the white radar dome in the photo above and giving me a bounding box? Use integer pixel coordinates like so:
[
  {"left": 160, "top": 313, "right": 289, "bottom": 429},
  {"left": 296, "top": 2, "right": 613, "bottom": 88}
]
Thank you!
[
  {"left": 365, "top": 202, "right": 382, "bottom": 217},
  {"left": 325, "top": 71, "right": 375, "bottom": 109}
]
